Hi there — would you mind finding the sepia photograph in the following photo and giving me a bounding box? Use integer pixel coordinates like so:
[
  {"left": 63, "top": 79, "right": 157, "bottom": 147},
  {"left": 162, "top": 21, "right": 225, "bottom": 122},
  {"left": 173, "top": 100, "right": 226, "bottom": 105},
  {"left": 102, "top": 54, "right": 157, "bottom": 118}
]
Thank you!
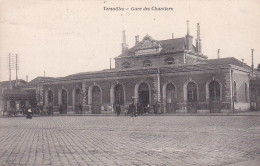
[{"left": 0, "top": 0, "right": 260, "bottom": 165}]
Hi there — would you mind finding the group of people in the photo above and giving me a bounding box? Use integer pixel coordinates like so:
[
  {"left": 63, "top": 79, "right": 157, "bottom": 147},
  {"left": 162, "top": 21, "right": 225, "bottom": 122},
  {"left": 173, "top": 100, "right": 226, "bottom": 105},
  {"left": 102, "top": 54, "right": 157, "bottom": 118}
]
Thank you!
[{"left": 114, "top": 101, "right": 162, "bottom": 117}]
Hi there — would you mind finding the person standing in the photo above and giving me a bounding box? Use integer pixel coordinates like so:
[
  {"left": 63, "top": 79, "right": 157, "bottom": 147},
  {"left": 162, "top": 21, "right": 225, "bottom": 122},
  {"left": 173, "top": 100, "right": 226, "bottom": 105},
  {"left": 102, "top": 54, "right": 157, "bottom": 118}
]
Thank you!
[
  {"left": 131, "top": 102, "right": 137, "bottom": 117},
  {"left": 26, "top": 105, "right": 33, "bottom": 119}
]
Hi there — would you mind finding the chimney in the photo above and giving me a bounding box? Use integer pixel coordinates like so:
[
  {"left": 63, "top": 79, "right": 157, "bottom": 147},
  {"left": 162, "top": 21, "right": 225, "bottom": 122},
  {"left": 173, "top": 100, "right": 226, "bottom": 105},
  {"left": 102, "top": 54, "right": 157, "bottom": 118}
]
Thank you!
[
  {"left": 242, "top": 59, "right": 245, "bottom": 67},
  {"left": 26, "top": 75, "right": 28, "bottom": 82},
  {"left": 217, "top": 49, "right": 220, "bottom": 59},
  {"left": 110, "top": 58, "right": 111, "bottom": 69},
  {"left": 135, "top": 35, "right": 139, "bottom": 44},
  {"left": 185, "top": 20, "right": 193, "bottom": 51},
  {"left": 251, "top": 49, "right": 254, "bottom": 77},
  {"left": 187, "top": 20, "right": 190, "bottom": 36},
  {"left": 121, "top": 30, "right": 128, "bottom": 53},
  {"left": 196, "top": 23, "right": 202, "bottom": 53},
  {"left": 172, "top": 33, "right": 174, "bottom": 39},
  {"left": 44, "top": 71, "right": 45, "bottom": 77}
]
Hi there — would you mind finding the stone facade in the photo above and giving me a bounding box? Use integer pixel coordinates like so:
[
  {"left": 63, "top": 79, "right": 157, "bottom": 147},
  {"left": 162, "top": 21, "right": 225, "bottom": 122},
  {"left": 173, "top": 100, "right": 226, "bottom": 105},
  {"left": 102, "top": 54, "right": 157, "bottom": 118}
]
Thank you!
[
  {"left": 41, "top": 62, "right": 251, "bottom": 113},
  {"left": 7, "top": 23, "right": 253, "bottom": 114}
]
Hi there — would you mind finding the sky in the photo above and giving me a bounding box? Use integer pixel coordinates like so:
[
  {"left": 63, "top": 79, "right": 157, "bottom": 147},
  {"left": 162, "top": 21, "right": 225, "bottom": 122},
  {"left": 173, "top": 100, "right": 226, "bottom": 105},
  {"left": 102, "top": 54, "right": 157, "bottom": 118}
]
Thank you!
[{"left": 0, "top": 0, "right": 260, "bottom": 82}]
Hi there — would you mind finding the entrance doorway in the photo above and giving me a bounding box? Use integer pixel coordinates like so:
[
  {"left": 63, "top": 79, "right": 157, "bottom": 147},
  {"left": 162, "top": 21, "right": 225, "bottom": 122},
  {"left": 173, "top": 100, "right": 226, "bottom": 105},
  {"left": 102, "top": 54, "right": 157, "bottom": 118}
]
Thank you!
[
  {"left": 138, "top": 83, "right": 150, "bottom": 107},
  {"left": 166, "top": 83, "right": 176, "bottom": 112},
  {"left": 92, "top": 86, "right": 101, "bottom": 113},
  {"left": 114, "top": 84, "right": 124, "bottom": 105}
]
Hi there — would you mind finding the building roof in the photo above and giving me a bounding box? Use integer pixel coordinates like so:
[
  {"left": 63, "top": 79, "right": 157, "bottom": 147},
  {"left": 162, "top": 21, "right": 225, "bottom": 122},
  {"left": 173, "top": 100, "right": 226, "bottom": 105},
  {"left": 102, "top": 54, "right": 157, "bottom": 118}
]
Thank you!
[
  {"left": 158, "top": 38, "right": 187, "bottom": 53},
  {"left": 0, "top": 79, "right": 27, "bottom": 88},
  {"left": 117, "top": 37, "right": 199, "bottom": 58},
  {"left": 41, "top": 57, "right": 251, "bottom": 83},
  {"left": 203, "top": 57, "right": 251, "bottom": 70},
  {"left": 27, "top": 77, "right": 56, "bottom": 86},
  {"left": 1, "top": 88, "right": 33, "bottom": 100}
]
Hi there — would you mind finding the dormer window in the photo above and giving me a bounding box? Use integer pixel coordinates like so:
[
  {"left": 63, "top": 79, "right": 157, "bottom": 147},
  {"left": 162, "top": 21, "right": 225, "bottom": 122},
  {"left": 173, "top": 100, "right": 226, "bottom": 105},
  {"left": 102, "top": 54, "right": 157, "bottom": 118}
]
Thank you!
[
  {"left": 143, "top": 60, "right": 152, "bottom": 67},
  {"left": 122, "top": 62, "right": 131, "bottom": 68},
  {"left": 165, "top": 57, "right": 175, "bottom": 65}
]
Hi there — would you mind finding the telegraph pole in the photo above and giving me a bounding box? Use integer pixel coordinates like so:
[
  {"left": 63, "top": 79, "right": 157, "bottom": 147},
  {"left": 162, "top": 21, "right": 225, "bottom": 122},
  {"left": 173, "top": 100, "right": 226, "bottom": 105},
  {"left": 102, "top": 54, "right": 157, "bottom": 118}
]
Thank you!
[
  {"left": 16, "top": 54, "right": 18, "bottom": 84},
  {"left": 8, "top": 54, "right": 12, "bottom": 89},
  {"left": 8, "top": 53, "right": 19, "bottom": 88},
  {"left": 251, "top": 49, "right": 254, "bottom": 78}
]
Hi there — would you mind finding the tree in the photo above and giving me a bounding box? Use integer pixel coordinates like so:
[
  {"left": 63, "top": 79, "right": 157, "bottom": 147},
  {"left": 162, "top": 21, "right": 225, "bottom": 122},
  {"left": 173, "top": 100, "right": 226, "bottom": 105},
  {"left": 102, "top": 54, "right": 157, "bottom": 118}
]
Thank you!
[{"left": 257, "top": 64, "right": 260, "bottom": 71}]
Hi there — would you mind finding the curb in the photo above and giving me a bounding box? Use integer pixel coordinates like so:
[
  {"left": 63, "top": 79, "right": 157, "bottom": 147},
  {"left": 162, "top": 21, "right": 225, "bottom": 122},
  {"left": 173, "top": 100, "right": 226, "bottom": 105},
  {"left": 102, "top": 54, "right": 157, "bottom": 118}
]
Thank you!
[{"left": 1, "top": 112, "right": 260, "bottom": 118}]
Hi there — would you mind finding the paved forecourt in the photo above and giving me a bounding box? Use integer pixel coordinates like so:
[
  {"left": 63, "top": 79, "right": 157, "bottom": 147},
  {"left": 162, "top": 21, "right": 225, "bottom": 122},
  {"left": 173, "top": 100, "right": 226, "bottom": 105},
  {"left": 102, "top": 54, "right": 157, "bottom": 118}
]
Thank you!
[{"left": 0, "top": 115, "right": 260, "bottom": 166}]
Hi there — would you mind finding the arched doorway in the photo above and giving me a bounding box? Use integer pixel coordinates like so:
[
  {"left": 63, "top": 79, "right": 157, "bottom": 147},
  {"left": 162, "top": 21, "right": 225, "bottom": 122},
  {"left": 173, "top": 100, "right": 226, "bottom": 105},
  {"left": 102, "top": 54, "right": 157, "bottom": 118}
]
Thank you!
[
  {"left": 61, "top": 89, "right": 67, "bottom": 114},
  {"left": 166, "top": 83, "right": 176, "bottom": 112},
  {"left": 92, "top": 86, "right": 101, "bottom": 113},
  {"left": 74, "top": 89, "right": 82, "bottom": 113},
  {"left": 209, "top": 81, "right": 220, "bottom": 102},
  {"left": 114, "top": 84, "right": 124, "bottom": 105},
  {"left": 138, "top": 83, "right": 150, "bottom": 107},
  {"left": 186, "top": 82, "right": 198, "bottom": 113},
  {"left": 209, "top": 80, "right": 221, "bottom": 113}
]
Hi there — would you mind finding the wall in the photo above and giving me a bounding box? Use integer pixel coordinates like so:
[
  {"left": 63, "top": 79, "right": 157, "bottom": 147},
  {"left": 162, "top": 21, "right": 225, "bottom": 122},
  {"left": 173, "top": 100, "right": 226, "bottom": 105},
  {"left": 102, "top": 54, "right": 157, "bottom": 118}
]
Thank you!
[
  {"left": 42, "top": 65, "right": 252, "bottom": 113},
  {"left": 115, "top": 52, "right": 185, "bottom": 69},
  {"left": 160, "top": 68, "right": 230, "bottom": 111},
  {"left": 232, "top": 69, "right": 250, "bottom": 111}
]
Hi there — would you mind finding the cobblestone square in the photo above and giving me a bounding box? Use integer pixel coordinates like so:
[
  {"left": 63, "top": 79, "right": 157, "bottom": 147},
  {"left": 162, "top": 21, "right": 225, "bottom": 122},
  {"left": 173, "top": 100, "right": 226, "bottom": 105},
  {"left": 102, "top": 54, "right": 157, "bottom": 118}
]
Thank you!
[{"left": 0, "top": 115, "right": 260, "bottom": 166}]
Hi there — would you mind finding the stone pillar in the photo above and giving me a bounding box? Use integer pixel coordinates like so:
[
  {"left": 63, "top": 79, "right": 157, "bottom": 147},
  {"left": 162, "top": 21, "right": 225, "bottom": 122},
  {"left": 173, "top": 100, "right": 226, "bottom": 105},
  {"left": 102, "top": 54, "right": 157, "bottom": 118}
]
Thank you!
[
  {"left": 39, "top": 85, "right": 44, "bottom": 106},
  {"left": 153, "top": 69, "right": 161, "bottom": 103},
  {"left": 82, "top": 82, "right": 88, "bottom": 112},
  {"left": 224, "top": 68, "right": 233, "bottom": 112}
]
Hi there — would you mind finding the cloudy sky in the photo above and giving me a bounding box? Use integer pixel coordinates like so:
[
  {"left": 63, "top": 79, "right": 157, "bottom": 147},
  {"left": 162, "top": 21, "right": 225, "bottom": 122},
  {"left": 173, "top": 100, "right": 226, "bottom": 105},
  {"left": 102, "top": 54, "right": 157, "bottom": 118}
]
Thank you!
[{"left": 0, "top": 0, "right": 260, "bottom": 82}]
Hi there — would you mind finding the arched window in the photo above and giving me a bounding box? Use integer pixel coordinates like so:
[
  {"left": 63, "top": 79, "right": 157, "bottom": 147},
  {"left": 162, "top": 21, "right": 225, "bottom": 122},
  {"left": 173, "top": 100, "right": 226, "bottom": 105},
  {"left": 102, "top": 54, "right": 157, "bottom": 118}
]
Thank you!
[
  {"left": 92, "top": 86, "right": 101, "bottom": 105},
  {"left": 61, "top": 90, "right": 67, "bottom": 106},
  {"left": 143, "top": 60, "right": 152, "bottom": 67},
  {"left": 245, "top": 83, "right": 248, "bottom": 102},
  {"left": 75, "top": 89, "right": 82, "bottom": 106},
  {"left": 233, "top": 81, "right": 237, "bottom": 102},
  {"left": 166, "top": 83, "right": 175, "bottom": 103},
  {"left": 165, "top": 57, "right": 175, "bottom": 65},
  {"left": 209, "top": 81, "right": 220, "bottom": 101},
  {"left": 187, "top": 82, "right": 197, "bottom": 102},
  {"left": 122, "top": 62, "right": 131, "bottom": 68}
]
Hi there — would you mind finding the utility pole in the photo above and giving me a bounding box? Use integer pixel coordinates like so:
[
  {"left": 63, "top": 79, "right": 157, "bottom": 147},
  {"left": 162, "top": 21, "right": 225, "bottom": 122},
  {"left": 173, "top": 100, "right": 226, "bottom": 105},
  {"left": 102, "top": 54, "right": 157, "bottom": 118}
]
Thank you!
[
  {"left": 251, "top": 49, "right": 254, "bottom": 78},
  {"left": 8, "top": 54, "right": 11, "bottom": 89},
  {"left": 8, "top": 53, "right": 19, "bottom": 88},
  {"left": 16, "top": 54, "right": 18, "bottom": 84}
]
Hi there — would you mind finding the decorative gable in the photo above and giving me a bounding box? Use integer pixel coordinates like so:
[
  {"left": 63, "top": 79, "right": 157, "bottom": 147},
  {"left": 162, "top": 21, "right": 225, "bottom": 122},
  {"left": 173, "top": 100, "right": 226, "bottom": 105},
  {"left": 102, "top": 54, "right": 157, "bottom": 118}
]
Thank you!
[{"left": 135, "top": 35, "right": 162, "bottom": 56}]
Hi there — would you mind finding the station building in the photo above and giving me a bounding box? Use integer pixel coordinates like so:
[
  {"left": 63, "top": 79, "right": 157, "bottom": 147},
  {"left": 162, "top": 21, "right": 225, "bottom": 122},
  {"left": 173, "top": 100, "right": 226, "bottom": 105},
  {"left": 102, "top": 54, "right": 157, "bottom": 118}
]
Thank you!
[{"left": 37, "top": 22, "right": 253, "bottom": 114}]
